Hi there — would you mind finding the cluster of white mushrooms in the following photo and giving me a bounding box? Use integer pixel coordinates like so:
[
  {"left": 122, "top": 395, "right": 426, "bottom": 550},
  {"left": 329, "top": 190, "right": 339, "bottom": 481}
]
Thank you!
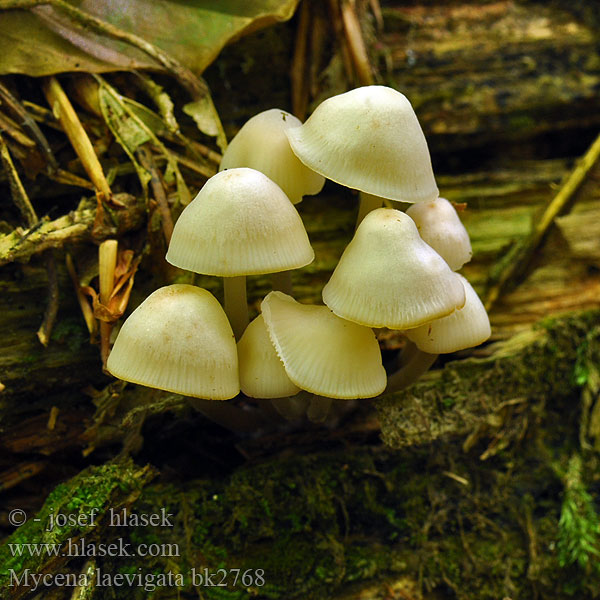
[{"left": 106, "top": 86, "right": 491, "bottom": 423}]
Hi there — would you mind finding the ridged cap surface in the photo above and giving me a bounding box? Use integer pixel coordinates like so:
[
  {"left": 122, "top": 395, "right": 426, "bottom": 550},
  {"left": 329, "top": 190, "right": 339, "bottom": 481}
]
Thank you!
[
  {"left": 286, "top": 86, "right": 438, "bottom": 202},
  {"left": 220, "top": 109, "right": 325, "bottom": 204},
  {"left": 406, "top": 275, "right": 491, "bottom": 352},
  {"left": 406, "top": 197, "right": 472, "bottom": 271},
  {"left": 237, "top": 314, "right": 300, "bottom": 399},
  {"left": 167, "top": 168, "right": 314, "bottom": 276},
  {"left": 261, "top": 291, "right": 386, "bottom": 399},
  {"left": 322, "top": 208, "right": 466, "bottom": 329},
  {"left": 107, "top": 285, "right": 239, "bottom": 399}
]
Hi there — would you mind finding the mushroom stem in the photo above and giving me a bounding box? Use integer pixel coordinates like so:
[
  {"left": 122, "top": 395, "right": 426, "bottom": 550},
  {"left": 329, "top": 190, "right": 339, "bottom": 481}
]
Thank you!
[
  {"left": 356, "top": 192, "right": 382, "bottom": 228},
  {"left": 223, "top": 275, "right": 249, "bottom": 339},
  {"left": 385, "top": 347, "right": 438, "bottom": 393},
  {"left": 99, "top": 239, "right": 118, "bottom": 369},
  {"left": 307, "top": 394, "right": 333, "bottom": 423},
  {"left": 271, "top": 270, "right": 294, "bottom": 295},
  {"left": 270, "top": 392, "right": 310, "bottom": 421},
  {"left": 187, "top": 398, "right": 272, "bottom": 433}
]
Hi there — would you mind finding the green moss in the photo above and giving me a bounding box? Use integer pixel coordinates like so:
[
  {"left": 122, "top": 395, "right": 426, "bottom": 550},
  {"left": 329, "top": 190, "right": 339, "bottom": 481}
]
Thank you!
[{"left": 0, "top": 461, "right": 153, "bottom": 589}]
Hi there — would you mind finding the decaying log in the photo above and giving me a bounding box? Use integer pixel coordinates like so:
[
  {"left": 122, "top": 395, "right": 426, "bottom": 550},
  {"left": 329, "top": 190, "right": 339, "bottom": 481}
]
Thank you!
[
  {"left": 2, "top": 369, "right": 599, "bottom": 600},
  {"left": 208, "top": 0, "right": 600, "bottom": 152},
  {"left": 377, "top": 308, "right": 600, "bottom": 450}
]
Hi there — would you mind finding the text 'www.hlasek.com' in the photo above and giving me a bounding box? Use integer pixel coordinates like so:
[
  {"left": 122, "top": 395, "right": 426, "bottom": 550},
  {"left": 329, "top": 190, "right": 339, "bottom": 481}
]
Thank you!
[{"left": 7, "top": 507, "right": 266, "bottom": 593}]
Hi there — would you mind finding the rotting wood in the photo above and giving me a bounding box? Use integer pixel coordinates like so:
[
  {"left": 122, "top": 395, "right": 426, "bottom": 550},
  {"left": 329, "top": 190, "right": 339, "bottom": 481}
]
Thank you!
[
  {"left": 376, "top": 309, "right": 600, "bottom": 450},
  {"left": 0, "top": 194, "right": 145, "bottom": 267}
]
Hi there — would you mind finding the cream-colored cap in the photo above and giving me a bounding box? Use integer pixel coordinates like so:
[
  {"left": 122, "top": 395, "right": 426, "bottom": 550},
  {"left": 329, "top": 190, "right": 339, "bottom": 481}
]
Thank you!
[
  {"left": 261, "top": 291, "right": 386, "bottom": 399},
  {"left": 405, "top": 275, "right": 491, "bottom": 353},
  {"left": 285, "top": 86, "right": 438, "bottom": 203},
  {"left": 107, "top": 285, "right": 239, "bottom": 399},
  {"left": 219, "top": 109, "right": 325, "bottom": 204},
  {"left": 406, "top": 197, "right": 472, "bottom": 271},
  {"left": 237, "top": 314, "right": 300, "bottom": 399},
  {"left": 322, "top": 208, "right": 466, "bottom": 329},
  {"left": 166, "top": 168, "right": 314, "bottom": 276}
]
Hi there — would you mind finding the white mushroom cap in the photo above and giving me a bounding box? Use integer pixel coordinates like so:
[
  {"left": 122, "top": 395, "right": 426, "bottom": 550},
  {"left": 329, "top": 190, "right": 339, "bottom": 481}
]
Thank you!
[
  {"left": 106, "top": 285, "right": 239, "bottom": 400},
  {"left": 219, "top": 109, "right": 325, "bottom": 204},
  {"left": 322, "top": 208, "right": 466, "bottom": 329},
  {"left": 237, "top": 314, "right": 300, "bottom": 399},
  {"left": 405, "top": 275, "right": 491, "bottom": 353},
  {"left": 261, "top": 291, "right": 386, "bottom": 399},
  {"left": 166, "top": 168, "right": 314, "bottom": 276},
  {"left": 406, "top": 197, "right": 472, "bottom": 271},
  {"left": 285, "top": 85, "right": 438, "bottom": 203}
]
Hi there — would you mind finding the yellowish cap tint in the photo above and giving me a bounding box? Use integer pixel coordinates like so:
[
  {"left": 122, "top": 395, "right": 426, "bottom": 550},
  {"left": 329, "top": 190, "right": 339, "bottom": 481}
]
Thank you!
[
  {"left": 107, "top": 285, "right": 239, "bottom": 400},
  {"left": 237, "top": 314, "right": 300, "bottom": 399},
  {"left": 166, "top": 168, "right": 314, "bottom": 276},
  {"left": 261, "top": 292, "right": 386, "bottom": 399},
  {"left": 219, "top": 109, "right": 325, "bottom": 204},
  {"left": 286, "top": 86, "right": 438, "bottom": 203},
  {"left": 406, "top": 197, "right": 472, "bottom": 271},
  {"left": 322, "top": 208, "right": 466, "bottom": 329},
  {"left": 405, "top": 275, "right": 491, "bottom": 353}
]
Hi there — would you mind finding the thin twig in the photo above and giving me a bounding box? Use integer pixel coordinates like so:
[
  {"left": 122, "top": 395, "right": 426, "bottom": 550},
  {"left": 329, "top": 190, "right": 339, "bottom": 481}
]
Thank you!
[
  {"left": 0, "top": 131, "right": 60, "bottom": 344},
  {"left": 42, "top": 76, "right": 112, "bottom": 200},
  {"left": 0, "top": 110, "right": 36, "bottom": 147},
  {"left": 290, "top": 0, "right": 311, "bottom": 120},
  {"left": 66, "top": 252, "right": 97, "bottom": 338},
  {"left": 485, "top": 132, "right": 600, "bottom": 310},
  {"left": 0, "top": 79, "right": 59, "bottom": 171},
  {"left": 309, "top": 6, "right": 327, "bottom": 98},
  {"left": 340, "top": 0, "right": 375, "bottom": 85},
  {"left": 369, "top": 0, "right": 384, "bottom": 31},
  {"left": 326, "top": 0, "right": 355, "bottom": 83},
  {"left": 183, "top": 138, "right": 222, "bottom": 166},
  {"left": 36, "top": 250, "right": 60, "bottom": 346},
  {"left": 0, "top": 131, "right": 38, "bottom": 226},
  {"left": 0, "top": 195, "right": 145, "bottom": 266},
  {"left": 137, "top": 146, "right": 174, "bottom": 245}
]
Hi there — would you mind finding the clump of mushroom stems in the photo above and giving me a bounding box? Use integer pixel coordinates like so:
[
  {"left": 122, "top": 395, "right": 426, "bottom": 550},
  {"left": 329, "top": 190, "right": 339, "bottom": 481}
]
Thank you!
[{"left": 104, "top": 86, "right": 490, "bottom": 428}]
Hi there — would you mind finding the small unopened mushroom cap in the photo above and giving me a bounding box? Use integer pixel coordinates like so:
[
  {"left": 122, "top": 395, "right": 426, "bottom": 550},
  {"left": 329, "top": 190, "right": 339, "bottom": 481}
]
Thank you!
[
  {"left": 406, "top": 197, "right": 472, "bottom": 270},
  {"left": 237, "top": 314, "right": 300, "bottom": 399},
  {"left": 322, "top": 208, "right": 466, "bottom": 329},
  {"left": 286, "top": 86, "right": 438, "bottom": 203},
  {"left": 219, "top": 109, "right": 325, "bottom": 204},
  {"left": 166, "top": 168, "right": 314, "bottom": 276},
  {"left": 405, "top": 275, "right": 491, "bottom": 353},
  {"left": 107, "top": 285, "right": 239, "bottom": 399},
  {"left": 261, "top": 291, "right": 386, "bottom": 399}
]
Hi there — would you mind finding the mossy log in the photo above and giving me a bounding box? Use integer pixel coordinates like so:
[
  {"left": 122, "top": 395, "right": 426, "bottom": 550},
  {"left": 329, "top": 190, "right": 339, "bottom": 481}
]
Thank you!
[
  {"left": 377, "top": 309, "right": 600, "bottom": 450},
  {"left": 376, "top": 0, "right": 600, "bottom": 151},
  {"left": 1, "top": 357, "right": 599, "bottom": 600}
]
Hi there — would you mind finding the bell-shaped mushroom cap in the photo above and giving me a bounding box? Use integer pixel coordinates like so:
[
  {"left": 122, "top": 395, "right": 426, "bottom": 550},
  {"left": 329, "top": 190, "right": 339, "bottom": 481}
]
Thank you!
[
  {"left": 107, "top": 285, "right": 239, "bottom": 400},
  {"left": 405, "top": 275, "right": 491, "bottom": 353},
  {"left": 237, "top": 314, "right": 300, "bottom": 399},
  {"left": 219, "top": 109, "right": 325, "bottom": 204},
  {"left": 285, "top": 85, "right": 438, "bottom": 203},
  {"left": 261, "top": 291, "right": 386, "bottom": 399},
  {"left": 166, "top": 168, "right": 314, "bottom": 276},
  {"left": 406, "top": 197, "right": 472, "bottom": 271},
  {"left": 322, "top": 208, "right": 466, "bottom": 329}
]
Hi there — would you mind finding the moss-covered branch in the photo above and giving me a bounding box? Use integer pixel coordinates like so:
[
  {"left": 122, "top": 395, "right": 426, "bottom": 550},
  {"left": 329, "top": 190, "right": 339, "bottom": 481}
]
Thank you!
[{"left": 377, "top": 310, "right": 600, "bottom": 450}]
